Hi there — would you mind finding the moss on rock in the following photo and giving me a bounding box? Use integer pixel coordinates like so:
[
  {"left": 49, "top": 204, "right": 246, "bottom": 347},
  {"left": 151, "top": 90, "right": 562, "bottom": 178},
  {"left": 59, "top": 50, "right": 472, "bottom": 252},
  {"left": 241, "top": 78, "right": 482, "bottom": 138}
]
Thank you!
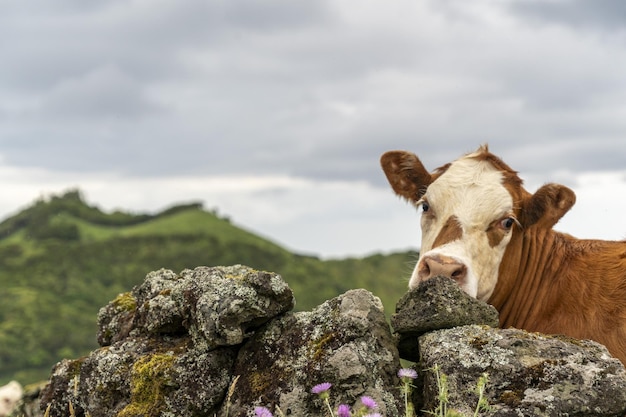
[
  {"left": 117, "top": 353, "right": 176, "bottom": 417},
  {"left": 112, "top": 292, "right": 137, "bottom": 312}
]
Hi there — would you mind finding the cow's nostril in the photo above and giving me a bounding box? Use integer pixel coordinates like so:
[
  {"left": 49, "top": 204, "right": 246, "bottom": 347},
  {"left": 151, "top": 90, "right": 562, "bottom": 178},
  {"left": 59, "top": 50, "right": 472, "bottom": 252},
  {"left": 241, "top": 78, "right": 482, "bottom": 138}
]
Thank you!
[
  {"left": 417, "top": 256, "right": 436, "bottom": 282},
  {"left": 450, "top": 264, "right": 467, "bottom": 282}
]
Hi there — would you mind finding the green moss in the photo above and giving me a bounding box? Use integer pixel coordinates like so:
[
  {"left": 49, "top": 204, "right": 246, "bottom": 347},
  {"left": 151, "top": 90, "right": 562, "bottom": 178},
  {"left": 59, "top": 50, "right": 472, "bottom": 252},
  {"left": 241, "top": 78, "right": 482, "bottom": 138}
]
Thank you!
[
  {"left": 224, "top": 274, "right": 245, "bottom": 280},
  {"left": 224, "top": 266, "right": 259, "bottom": 280},
  {"left": 117, "top": 353, "right": 176, "bottom": 417},
  {"left": 112, "top": 293, "right": 137, "bottom": 312},
  {"left": 311, "top": 332, "right": 337, "bottom": 363}
]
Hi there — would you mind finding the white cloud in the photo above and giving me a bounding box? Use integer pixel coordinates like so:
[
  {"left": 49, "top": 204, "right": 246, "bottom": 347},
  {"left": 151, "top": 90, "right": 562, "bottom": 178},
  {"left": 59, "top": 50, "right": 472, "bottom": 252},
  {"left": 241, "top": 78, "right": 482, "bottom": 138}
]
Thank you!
[{"left": 552, "top": 171, "right": 626, "bottom": 241}]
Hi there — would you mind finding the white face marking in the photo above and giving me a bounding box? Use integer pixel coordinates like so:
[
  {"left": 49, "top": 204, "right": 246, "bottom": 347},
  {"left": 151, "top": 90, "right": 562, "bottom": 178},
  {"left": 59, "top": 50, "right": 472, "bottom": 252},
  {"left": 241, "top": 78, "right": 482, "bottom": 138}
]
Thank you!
[{"left": 408, "top": 155, "right": 515, "bottom": 301}]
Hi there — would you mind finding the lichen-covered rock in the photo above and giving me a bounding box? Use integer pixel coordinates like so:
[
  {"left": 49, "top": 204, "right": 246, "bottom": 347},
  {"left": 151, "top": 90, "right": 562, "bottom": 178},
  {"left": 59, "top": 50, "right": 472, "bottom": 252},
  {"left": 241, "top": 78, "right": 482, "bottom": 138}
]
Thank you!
[
  {"left": 41, "top": 265, "right": 294, "bottom": 417},
  {"left": 391, "top": 275, "right": 499, "bottom": 361},
  {"left": 223, "top": 289, "right": 404, "bottom": 417},
  {"left": 97, "top": 290, "right": 141, "bottom": 346},
  {"left": 419, "top": 325, "right": 626, "bottom": 416},
  {"left": 37, "top": 262, "right": 626, "bottom": 417},
  {"left": 98, "top": 265, "right": 295, "bottom": 349},
  {"left": 39, "top": 336, "right": 238, "bottom": 417},
  {"left": 175, "top": 265, "right": 295, "bottom": 349}
]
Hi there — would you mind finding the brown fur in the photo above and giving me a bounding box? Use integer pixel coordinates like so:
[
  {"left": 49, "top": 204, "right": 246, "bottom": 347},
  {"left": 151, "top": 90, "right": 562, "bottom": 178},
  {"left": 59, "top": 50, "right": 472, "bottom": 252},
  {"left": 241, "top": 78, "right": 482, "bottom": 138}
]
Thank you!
[
  {"left": 380, "top": 151, "right": 432, "bottom": 201},
  {"left": 380, "top": 151, "right": 450, "bottom": 202},
  {"left": 491, "top": 211, "right": 626, "bottom": 365},
  {"left": 432, "top": 215, "right": 463, "bottom": 248}
]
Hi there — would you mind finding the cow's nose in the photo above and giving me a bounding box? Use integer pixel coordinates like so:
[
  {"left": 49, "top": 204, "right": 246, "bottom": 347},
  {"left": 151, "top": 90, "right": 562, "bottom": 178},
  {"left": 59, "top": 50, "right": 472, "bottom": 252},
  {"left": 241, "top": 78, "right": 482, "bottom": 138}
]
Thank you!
[{"left": 418, "top": 254, "right": 467, "bottom": 283}]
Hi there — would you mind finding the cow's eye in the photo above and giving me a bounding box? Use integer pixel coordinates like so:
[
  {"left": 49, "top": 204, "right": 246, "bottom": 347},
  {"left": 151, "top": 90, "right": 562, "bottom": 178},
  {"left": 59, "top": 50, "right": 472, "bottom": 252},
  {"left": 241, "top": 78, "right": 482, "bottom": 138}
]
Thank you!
[
  {"left": 421, "top": 202, "right": 430, "bottom": 213},
  {"left": 500, "top": 217, "right": 515, "bottom": 230}
]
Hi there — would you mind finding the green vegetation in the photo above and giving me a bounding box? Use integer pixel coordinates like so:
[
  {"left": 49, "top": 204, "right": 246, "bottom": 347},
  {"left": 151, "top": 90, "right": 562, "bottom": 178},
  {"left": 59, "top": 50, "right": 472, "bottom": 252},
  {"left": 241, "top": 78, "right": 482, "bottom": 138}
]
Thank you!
[
  {"left": 0, "top": 189, "right": 416, "bottom": 384},
  {"left": 427, "top": 365, "right": 490, "bottom": 417}
]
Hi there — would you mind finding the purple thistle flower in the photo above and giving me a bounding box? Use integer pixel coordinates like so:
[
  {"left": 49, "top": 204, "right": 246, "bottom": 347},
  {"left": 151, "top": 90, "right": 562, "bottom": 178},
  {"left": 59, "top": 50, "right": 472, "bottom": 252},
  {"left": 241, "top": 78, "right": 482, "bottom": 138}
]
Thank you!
[
  {"left": 311, "top": 382, "right": 332, "bottom": 395},
  {"left": 254, "top": 406, "right": 273, "bottom": 417},
  {"left": 337, "top": 404, "right": 351, "bottom": 417},
  {"left": 398, "top": 368, "right": 418, "bottom": 380},
  {"left": 360, "top": 396, "right": 377, "bottom": 409}
]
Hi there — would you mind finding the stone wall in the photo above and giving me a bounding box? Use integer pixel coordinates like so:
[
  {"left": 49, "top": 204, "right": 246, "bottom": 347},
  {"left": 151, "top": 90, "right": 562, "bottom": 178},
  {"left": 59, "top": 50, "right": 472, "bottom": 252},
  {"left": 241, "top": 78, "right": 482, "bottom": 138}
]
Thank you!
[{"left": 18, "top": 266, "right": 626, "bottom": 417}]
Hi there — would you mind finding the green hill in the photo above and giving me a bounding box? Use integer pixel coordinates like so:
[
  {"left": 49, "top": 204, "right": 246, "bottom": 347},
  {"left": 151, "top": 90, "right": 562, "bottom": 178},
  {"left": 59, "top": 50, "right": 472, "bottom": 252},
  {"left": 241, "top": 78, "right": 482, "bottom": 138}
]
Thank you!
[{"left": 0, "top": 190, "right": 416, "bottom": 384}]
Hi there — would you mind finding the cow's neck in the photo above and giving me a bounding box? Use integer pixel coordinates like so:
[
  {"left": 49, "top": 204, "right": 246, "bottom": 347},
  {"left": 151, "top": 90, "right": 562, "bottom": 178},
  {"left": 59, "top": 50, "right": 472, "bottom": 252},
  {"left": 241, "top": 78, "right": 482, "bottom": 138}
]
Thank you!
[{"left": 489, "top": 227, "right": 571, "bottom": 331}]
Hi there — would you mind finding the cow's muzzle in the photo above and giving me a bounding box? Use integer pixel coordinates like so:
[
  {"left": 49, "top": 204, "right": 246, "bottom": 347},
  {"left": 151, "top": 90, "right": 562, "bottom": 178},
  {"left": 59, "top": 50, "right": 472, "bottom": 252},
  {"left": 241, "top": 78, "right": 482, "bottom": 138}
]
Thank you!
[{"left": 417, "top": 254, "right": 467, "bottom": 284}]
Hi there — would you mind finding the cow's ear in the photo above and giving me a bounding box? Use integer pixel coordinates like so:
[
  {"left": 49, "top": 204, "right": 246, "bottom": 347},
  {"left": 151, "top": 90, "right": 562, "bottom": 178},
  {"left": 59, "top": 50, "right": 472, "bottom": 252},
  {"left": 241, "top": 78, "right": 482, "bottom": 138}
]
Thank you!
[
  {"left": 380, "top": 151, "right": 432, "bottom": 202},
  {"left": 521, "top": 183, "right": 576, "bottom": 228}
]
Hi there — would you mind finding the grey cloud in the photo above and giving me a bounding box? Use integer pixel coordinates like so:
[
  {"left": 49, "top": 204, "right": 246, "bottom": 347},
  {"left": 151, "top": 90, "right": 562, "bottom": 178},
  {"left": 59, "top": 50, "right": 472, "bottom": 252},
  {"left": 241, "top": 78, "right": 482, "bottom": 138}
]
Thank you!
[
  {"left": 0, "top": 1, "right": 331, "bottom": 91},
  {"left": 509, "top": 0, "right": 626, "bottom": 30},
  {"left": 30, "top": 66, "right": 162, "bottom": 121},
  {"left": 221, "top": 0, "right": 332, "bottom": 31},
  {"left": 0, "top": 0, "right": 625, "bottom": 188}
]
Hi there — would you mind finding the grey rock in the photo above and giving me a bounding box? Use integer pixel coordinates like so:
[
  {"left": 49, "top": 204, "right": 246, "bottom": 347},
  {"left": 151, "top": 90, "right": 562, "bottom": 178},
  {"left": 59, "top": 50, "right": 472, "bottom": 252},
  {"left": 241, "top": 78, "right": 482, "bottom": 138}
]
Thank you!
[
  {"left": 98, "top": 265, "right": 295, "bottom": 349},
  {"left": 97, "top": 290, "right": 139, "bottom": 346},
  {"left": 419, "top": 325, "right": 626, "bottom": 417},
  {"left": 391, "top": 275, "right": 499, "bottom": 361},
  {"left": 175, "top": 265, "right": 295, "bottom": 349},
  {"left": 41, "top": 265, "right": 294, "bottom": 417},
  {"left": 40, "top": 336, "right": 238, "bottom": 417},
  {"left": 223, "top": 289, "right": 404, "bottom": 417}
]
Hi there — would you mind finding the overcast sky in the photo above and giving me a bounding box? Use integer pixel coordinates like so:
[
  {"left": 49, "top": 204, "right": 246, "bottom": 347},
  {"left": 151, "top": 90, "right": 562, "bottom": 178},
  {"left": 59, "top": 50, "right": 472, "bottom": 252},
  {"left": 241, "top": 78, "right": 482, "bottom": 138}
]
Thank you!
[{"left": 1, "top": 0, "right": 625, "bottom": 258}]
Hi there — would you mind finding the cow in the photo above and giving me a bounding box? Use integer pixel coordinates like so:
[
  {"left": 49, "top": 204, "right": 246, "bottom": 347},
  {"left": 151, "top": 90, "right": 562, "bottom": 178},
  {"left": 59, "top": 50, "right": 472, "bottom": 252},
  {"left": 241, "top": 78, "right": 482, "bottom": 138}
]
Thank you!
[{"left": 381, "top": 144, "right": 626, "bottom": 365}]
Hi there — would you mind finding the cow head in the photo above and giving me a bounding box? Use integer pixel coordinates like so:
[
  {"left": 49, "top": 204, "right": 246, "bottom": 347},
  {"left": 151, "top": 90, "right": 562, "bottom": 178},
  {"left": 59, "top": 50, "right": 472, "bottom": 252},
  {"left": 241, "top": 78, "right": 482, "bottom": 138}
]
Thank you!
[{"left": 381, "top": 145, "right": 576, "bottom": 301}]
